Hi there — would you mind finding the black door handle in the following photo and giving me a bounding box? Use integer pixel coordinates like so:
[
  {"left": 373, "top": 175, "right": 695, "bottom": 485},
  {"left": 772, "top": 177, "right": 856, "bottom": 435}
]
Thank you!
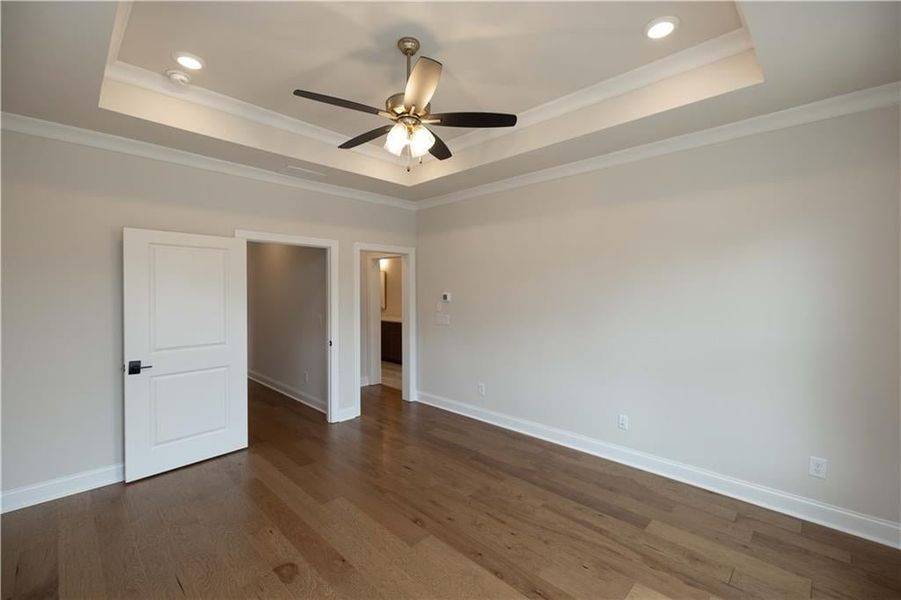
[{"left": 127, "top": 360, "right": 153, "bottom": 375}]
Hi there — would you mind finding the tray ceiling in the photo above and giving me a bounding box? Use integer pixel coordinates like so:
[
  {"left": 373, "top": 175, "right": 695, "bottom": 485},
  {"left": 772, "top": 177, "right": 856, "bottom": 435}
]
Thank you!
[
  {"left": 2, "top": 2, "right": 898, "bottom": 204},
  {"left": 117, "top": 2, "right": 743, "bottom": 141}
]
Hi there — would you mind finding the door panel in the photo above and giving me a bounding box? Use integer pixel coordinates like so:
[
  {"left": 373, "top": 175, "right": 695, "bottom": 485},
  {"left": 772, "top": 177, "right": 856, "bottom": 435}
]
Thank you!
[
  {"left": 151, "top": 367, "right": 229, "bottom": 445},
  {"left": 151, "top": 245, "right": 228, "bottom": 350},
  {"left": 124, "top": 228, "right": 247, "bottom": 482}
]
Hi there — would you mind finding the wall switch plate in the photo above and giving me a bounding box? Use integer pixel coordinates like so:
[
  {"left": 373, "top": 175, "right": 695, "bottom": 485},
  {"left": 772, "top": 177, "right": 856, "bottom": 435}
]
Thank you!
[
  {"left": 435, "top": 313, "right": 451, "bottom": 326},
  {"left": 808, "top": 456, "right": 828, "bottom": 479},
  {"left": 478, "top": 383, "right": 486, "bottom": 397},
  {"left": 617, "top": 414, "right": 630, "bottom": 430},
  {"left": 304, "top": 372, "right": 310, "bottom": 383}
]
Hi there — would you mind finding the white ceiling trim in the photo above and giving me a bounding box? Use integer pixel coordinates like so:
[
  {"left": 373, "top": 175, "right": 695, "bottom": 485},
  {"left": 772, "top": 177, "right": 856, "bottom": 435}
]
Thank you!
[
  {"left": 105, "top": 28, "right": 751, "bottom": 175},
  {"left": 416, "top": 81, "right": 901, "bottom": 209},
  {"left": 3, "top": 82, "right": 896, "bottom": 213},
  {"left": 105, "top": 2, "right": 132, "bottom": 67},
  {"left": 443, "top": 28, "right": 754, "bottom": 155},
  {"left": 0, "top": 112, "right": 418, "bottom": 211},
  {"left": 104, "top": 61, "right": 404, "bottom": 167}
]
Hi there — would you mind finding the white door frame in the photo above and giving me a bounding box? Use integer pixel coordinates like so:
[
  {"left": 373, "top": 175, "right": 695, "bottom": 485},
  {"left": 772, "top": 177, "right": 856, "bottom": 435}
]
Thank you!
[
  {"left": 363, "top": 254, "right": 383, "bottom": 387},
  {"left": 353, "top": 243, "right": 416, "bottom": 411},
  {"left": 236, "top": 230, "right": 340, "bottom": 423},
  {"left": 363, "top": 253, "right": 402, "bottom": 387}
]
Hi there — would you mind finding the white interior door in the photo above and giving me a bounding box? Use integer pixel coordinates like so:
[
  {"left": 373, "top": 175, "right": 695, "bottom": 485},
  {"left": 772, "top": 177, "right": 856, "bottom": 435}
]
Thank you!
[{"left": 123, "top": 228, "right": 247, "bottom": 482}]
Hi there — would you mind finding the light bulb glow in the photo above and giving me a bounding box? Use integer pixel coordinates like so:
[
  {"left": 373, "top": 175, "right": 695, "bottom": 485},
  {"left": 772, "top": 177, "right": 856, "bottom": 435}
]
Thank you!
[
  {"left": 408, "top": 126, "right": 436, "bottom": 158},
  {"left": 174, "top": 52, "right": 204, "bottom": 70},
  {"left": 645, "top": 17, "right": 679, "bottom": 39},
  {"left": 385, "top": 123, "right": 409, "bottom": 156}
]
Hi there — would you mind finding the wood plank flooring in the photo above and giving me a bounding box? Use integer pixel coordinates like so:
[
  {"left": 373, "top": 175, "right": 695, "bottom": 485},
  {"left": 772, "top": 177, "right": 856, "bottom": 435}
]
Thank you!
[
  {"left": 380, "top": 361, "right": 402, "bottom": 391},
  {"left": 3, "top": 382, "right": 899, "bottom": 599}
]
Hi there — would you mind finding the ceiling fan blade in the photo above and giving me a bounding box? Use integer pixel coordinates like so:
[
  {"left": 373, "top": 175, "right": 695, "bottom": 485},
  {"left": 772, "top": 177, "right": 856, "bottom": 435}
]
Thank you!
[
  {"left": 338, "top": 125, "right": 394, "bottom": 149},
  {"left": 403, "top": 57, "right": 442, "bottom": 113},
  {"left": 427, "top": 128, "right": 452, "bottom": 160},
  {"left": 293, "top": 89, "right": 388, "bottom": 117},
  {"left": 430, "top": 112, "right": 517, "bottom": 128}
]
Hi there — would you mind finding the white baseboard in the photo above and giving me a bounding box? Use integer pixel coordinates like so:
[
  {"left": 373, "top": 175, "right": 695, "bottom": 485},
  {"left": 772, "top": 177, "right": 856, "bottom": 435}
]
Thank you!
[
  {"left": 333, "top": 407, "right": 361, "bottom": 423},
  {"left": 416, "top": 391, "right": 901, "bottom": 549},
  {"left": 1, "top": 464, "right": 124, "bottom": 514},
  {"left": 361, "top": 376, "right": 370, "bottom": 387},
  {"left": 249, "top": 371, "right": 326, "bottom": 414}
]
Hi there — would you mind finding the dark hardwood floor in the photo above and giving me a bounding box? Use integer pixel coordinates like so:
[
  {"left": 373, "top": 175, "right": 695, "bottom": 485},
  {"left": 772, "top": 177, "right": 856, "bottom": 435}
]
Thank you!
[{"left": 3, "top": 382, "right": 900, "bottom": 599}]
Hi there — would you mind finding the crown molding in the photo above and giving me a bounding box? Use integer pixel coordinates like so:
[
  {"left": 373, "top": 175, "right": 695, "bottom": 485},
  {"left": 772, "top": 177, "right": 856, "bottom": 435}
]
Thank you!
[
  {"left": 446, "top": 28, "right": 754, "bottom": 155},
  {"left": 416, "top": 81, "right": 901, "bottom": 210},
  {"left": 104, "top": 29, "right": 752, "bottom": 176},
  {"left": 0, "top": 112, "right": 418, "bottom": 210},
  {"left": 105, "top": 2, "right": 132, "bottom": 67},
  {"left": 3, "top": 82, "right": 897, "bottom": 213},
  {"left": 104, "top": 61, "right": 406, "bottom": 167}
]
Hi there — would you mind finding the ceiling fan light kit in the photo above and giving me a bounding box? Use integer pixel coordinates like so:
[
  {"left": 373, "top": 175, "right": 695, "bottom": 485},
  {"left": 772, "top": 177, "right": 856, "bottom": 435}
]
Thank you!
[
  {"left": 385, "top": 122, "right": 409, "bottom": 156},
  {"left": 292, "top": 36, "right": 518, "bottom": 169},
  {"left": 408, "top": 126, "right": 436, "bottom": 158}
]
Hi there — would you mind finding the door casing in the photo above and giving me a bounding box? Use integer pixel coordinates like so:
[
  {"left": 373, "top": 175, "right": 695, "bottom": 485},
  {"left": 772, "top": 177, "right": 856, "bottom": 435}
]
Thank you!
[
  {"left": 235, "top": 230, "right": 340, "bottom": 423},
  {"left": 353, "top": 243, "right": 417, "bottom": 419}
]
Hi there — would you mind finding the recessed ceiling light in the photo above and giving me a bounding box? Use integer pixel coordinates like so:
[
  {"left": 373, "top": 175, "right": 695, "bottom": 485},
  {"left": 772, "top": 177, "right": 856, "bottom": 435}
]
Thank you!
[
  {"left": 645, "top": 16, "right": 679, "bottom": 40},
  {"left": 165, "top": 69, "right": 191, "bottom": 86},
  {"left": 174, "top": 52, "right": 204, "bottom": 70}
]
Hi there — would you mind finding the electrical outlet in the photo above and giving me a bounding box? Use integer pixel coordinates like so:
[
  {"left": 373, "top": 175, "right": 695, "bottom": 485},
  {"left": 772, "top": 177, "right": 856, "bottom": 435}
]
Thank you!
[
  {"left": 477, "top": 383, "right": 486, "bottom": 397},
  {"left": 617, "top": 414, "right": 630, "bottom": 431},
  {"left": 808, "top": 456, "right": 829, "bottom": 479}
]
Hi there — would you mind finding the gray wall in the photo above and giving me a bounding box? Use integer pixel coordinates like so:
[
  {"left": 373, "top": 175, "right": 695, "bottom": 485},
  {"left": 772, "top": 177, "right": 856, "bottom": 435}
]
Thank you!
[
  {"left": 248, "top": 242, "right": 327, "bottom": 409},
  {"left": 2, "top": 105, "right": 899, "bottom": 533},
  {"left": 1, "top": 131, "right": 415, "bottom": 491},
  {"left": 416, "top": 106, "right": 901, "bottom": 523}
]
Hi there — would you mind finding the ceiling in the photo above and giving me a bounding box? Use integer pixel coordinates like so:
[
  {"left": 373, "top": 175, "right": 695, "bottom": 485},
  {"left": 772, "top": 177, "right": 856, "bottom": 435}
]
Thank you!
[
  {"left": 2, "top": 2, "right": 899, "bottom": 204},
  {"left": 118, "top": 2, "right": 742, "bottom": 141}
]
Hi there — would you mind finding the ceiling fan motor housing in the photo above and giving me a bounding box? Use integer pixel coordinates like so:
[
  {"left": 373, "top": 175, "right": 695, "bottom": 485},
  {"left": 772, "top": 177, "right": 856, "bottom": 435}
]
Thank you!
[{"left": 386, "top": 92, "right": 430, "bottom": 117}]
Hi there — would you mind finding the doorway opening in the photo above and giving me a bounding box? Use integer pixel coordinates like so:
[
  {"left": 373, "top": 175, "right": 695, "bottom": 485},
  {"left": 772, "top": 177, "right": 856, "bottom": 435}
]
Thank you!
[
  {"left": 353, "top": 243, "right": 416, "bottom": 414},
  {"left": 361, "top": 254, "right": 404, "bottom": 391},
  {"left": 237, "top": 230, "right": 340, "bottom": 423}
]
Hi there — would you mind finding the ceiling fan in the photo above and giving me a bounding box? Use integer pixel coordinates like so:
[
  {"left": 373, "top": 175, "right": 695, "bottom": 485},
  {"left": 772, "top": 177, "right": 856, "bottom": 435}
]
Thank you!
[{"left": 293, "top": 36, "right": 517, "bottom": 166}]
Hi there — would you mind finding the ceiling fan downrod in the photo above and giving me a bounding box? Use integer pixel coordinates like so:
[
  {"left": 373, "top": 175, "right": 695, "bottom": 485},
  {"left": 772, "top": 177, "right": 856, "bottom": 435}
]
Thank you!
[{"left": 397, "top": 36, "right": 421, "bottom": 80}]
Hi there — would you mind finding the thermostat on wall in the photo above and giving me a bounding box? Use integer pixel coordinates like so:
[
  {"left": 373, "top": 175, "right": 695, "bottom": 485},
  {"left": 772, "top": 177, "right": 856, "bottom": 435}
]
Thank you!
[{"left": 441, "top": 292, "right": 452, "bottom": 303}]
